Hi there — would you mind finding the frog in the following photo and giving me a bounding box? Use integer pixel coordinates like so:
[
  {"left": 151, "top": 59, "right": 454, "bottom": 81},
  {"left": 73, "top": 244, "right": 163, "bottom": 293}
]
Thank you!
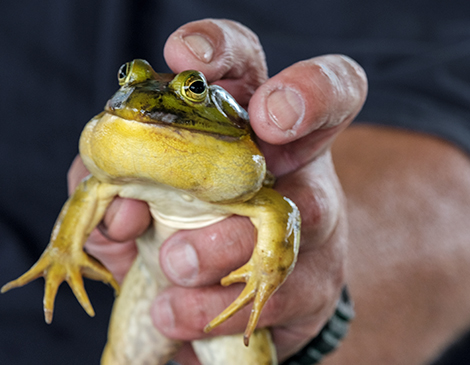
[{"left": 2, "top": 59, "right": 300, "bottom": 365}]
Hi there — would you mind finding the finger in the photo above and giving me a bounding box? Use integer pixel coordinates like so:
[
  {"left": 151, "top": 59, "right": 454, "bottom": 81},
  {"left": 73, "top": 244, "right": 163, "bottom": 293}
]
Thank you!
[
  {"left": 159, "top": 215, "right": 254, "bottom": 287},
  {"left": 251, "top": 54, "right": 367, "bottom": 143},
  {"left": 164, "top": 19, "right": 268, "bottom": 106},
  {"left": 249, "top": 55, "right": 367, "bottom": 175},
  {"left": 98, "top": 197, "right": 151, "bottom": 242}
]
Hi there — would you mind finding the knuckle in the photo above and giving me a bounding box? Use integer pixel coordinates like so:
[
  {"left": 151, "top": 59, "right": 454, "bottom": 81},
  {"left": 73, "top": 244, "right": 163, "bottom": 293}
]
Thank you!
[
  {"left": 213, "top": 19, "right": 268, "bottom": 88},
  {"left": 277, "top": 153, "right": 346, "bottom": 248},
  {"left": 295, "top": 182, "right": 342, "bottom": 246}
]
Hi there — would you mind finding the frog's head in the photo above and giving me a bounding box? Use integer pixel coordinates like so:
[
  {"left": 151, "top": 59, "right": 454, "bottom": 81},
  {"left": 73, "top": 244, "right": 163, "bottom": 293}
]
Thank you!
[{"left": 105, "top": 59, "right": 251, "bottom": 138}]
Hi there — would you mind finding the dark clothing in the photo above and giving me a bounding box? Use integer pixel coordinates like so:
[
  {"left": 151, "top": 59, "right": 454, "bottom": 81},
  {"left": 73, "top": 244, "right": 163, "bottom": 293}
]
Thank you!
[{"left": 1, "top": 1, "right": 469, "bottom": 364}]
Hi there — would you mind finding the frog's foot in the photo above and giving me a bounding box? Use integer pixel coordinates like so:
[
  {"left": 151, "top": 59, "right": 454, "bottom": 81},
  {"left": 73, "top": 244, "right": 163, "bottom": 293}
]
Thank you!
[
  {"left": 1, "top": 246, "right": 119, "bottom": 323},
  {"left": 203, "top": 259, "right": 282, "bottom": 346}
]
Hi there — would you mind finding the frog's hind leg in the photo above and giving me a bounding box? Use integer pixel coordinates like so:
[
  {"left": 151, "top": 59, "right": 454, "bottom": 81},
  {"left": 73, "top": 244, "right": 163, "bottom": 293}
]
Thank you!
[{"left": 101, "top": 226, "right": 181, "bottom": 365}]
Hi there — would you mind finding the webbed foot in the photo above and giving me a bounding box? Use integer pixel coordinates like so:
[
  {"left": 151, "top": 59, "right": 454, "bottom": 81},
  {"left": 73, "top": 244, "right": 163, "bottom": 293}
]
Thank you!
[
  {"left": 2, "top": 245, "right": 119, "bottom": 323},
  {"left": 203, "top": 256, "right": 286, "bottom": 346}
]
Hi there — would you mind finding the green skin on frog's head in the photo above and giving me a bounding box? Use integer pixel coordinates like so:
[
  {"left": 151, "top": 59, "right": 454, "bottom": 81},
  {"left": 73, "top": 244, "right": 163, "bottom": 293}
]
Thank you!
[{"left": 106, "top": 59, "right": 251, "bottom": 138}]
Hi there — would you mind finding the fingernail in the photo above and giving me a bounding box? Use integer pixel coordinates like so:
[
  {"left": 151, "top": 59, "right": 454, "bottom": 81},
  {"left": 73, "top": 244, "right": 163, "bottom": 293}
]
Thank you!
[
  {"left": 152, "top": 294, "right": 175, "bottom": 330},
  {"left": 267, "top": 89, "right": 304, "bottom": 131},
  {"left": 166, "top": 241, "right": 199, "bottom": 284},
  {"left": 183, "top": 34, "right": 214, "bottom": 63}
]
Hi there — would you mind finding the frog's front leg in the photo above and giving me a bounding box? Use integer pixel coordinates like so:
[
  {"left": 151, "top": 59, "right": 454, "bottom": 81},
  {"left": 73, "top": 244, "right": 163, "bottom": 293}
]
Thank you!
[
  {"left": 204, "top": 187, "right": 301, "bottom": 345},
  {"left": 1, "top": 175, "right": 120, "bottom": 323}
]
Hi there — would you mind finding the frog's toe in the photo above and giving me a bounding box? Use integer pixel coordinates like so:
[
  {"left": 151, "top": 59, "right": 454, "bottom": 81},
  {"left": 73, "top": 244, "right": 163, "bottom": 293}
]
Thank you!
[
  {"left": 57, "top": 252, "right": 118, "bottom": 319},
  {"left": 3, "top": 247, "right": 118, "bottom": 323},
  {"left": 243, "top": 281, "right": 276, "bottom": 346},
  {"left": 220, "top": 262, "right": 252, "bottom": 286},
  {"left": 203, "top": 283, "right": 256, "bottom": 333},
  {"left": 82, "top": 255, "right": 120, "bottom": 295},
  {"left": 66, "top": 270, "right": 95, "bottom": 318},
  {"left": 204, "top": 260, "right": 281, "bottom": 346},
  {"left": 40, "top": 255, "right": 95, "bottom": 323},
  {"left": 42, "top": 251, "right": 115, "bottom": 322},
  {"left": 44, "top": 267, "right": 66, "bottom": 323},
  {"left": 1, "top": 255, "right": 51, "bottom": 294}
]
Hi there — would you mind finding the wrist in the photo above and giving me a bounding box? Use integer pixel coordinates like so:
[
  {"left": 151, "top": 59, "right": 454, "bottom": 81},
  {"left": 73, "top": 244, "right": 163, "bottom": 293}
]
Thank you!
[{"left": 282, "top": 286, "right": 354, "bottom": 365}]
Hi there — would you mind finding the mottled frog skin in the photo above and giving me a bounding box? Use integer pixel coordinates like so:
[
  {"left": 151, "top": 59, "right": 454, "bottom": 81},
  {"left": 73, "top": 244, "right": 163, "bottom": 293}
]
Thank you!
[{"left": 2, "top": 60, "right": 301, "bottom": 365}]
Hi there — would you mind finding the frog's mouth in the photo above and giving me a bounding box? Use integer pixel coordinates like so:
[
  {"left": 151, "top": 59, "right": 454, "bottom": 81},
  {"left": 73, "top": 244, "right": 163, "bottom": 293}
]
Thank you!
[{"left": 105, "top": 82, "right": 252, "bottom": 140}]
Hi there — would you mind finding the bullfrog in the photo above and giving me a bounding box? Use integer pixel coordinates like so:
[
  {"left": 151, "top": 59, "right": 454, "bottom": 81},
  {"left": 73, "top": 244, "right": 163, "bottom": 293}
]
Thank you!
[{"left": 2, "top": 59, "right": 300, "bottom": 365}]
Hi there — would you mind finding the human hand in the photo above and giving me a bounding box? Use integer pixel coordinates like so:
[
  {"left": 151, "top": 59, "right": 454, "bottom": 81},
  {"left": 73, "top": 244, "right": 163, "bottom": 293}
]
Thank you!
[{"left": 67, "top": 19, "right": 367, "bottom": 363}]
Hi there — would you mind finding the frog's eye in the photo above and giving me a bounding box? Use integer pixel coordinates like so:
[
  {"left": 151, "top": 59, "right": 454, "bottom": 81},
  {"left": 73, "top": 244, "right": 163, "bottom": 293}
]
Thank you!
[
  {"left": 182, "top": 73, "right": 208, "bottom": 102},
  {"left": 118, "top": 63, "right": 130, "bottom": 85},
  {"left": 117, "top": 60, "right": 156, "bottom": 86}
]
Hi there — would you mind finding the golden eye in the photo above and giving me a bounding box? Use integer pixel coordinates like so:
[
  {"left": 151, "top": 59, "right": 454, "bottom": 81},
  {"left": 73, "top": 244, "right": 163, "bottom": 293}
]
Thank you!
[
  {"left": 117, "top": 60, "right": 156, "bottom": 86},
  {"left": 183, "top": 73, "right": 208, "bottom": 102},
  {"left": 117, "top": 63, "right": 130, "bottom": 85}
]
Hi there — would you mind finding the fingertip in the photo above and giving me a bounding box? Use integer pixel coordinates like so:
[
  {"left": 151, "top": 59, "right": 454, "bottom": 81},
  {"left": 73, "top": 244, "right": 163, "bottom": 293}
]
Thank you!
[
  {"left": 152, "top": 285, "right": 248, "bottom": 341},
  {"left": 159, "top": 216, "right": 253, "bottom": 288},
  {"left": 163, "top": 19, "right": 227, "bottom": 80},
  {"left": 181, "top": 34, "right": 215, "bottom": 64},
  {"left": 249, "top": 54, "right": 368, "bottom": 145},
  {"left": 160, "top": 238, "right": 200, "bottom": 286},
  {"left": 338, "top": 54, "right": 368, "bottom": 97},
  {"left": 265, "top": 87, "right": 305, "bottom": 133},
  {"left": 151, "top": 288, "right": 206, "bottom": 340},
  {"left": 101, "top": 198, "right": 151, "bottom": 242},
  {"left": 152, "top": 292, "right": 176, "bottom": 333},
  {"left": 163, "top": 19, "right": 267, "bottom": 104}
]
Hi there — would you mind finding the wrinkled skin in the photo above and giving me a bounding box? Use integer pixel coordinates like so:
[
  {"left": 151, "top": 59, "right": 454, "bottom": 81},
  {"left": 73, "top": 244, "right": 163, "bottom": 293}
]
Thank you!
[{"left": 67, "top": 19, "right": 367, "bottom": 364}]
